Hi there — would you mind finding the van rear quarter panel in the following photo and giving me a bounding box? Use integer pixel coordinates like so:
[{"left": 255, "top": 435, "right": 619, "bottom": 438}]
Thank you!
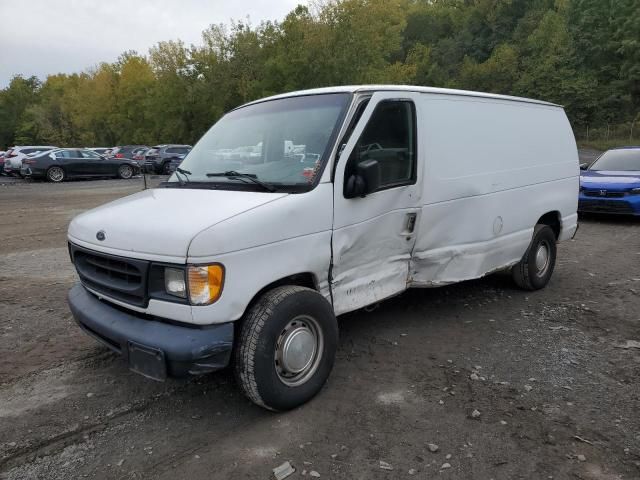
[{"left": 410, "top": 95, "right": 579, "bottom": 286}]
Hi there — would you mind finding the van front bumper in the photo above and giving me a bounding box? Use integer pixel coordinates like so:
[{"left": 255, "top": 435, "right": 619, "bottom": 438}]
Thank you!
[{"left": 68, "top": 283, "right": 234, "bottom": 380}]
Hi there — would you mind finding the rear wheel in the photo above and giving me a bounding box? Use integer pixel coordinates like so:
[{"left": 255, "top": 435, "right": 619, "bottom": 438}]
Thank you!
[
  {"left": 235, "top": 286, "right": 338, "bottom": 411},
  {"left": 46, "top": 166, "right": 65, "bottom": 183},
  {"left": 162, "top": 162, "right": 171, "bottom": 175},
  {"left": 512, "top": 224, "right": 557, "bottom": 290},
  {"left": 118, "top": 164, "right": 133, "bottom": 179}
]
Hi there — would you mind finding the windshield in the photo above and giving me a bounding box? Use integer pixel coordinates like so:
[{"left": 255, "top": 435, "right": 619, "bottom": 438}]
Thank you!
[
  {"left": 589, "top": 149, "right": 640, "bottom": 171},
  {"left": 167, "top": 93, "right": 350, "bottom": 190}
]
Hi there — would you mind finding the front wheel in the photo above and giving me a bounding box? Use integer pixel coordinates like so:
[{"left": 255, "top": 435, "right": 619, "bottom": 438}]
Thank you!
[
  {"left": 162, "top": 162, "right": 171, "bottom": 175},
  {"left": 118, "top": 164, "right": 133, "bottom": 179},
  {"left": 234, "top": 286, "right": 338, "bottom": 411},
  {"left": 46, "top": 166, "right": 65, "bottom": 183},
  {"left": 512, "top": 224, "right": 557, "bottom": 290}
]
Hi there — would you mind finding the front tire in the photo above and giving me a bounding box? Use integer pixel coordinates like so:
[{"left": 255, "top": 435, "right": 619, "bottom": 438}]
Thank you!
[
  {"left": 118, "top": 164, "right": 133, "bottom": 179},
  {"left": 512, "top": 225, "right": 557, "bottom": 290},
  {"left": 46, "top": 166, "right": 65, "bottom": 183},
  {"left": 162, "top": 162, "right": 171, "bottom": 175},
  {"left": 234, "top": 286, "right": 338, "bottom": 411}
]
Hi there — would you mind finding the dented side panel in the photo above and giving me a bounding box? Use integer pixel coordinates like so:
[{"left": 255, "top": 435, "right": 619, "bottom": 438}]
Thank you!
[
  {"left": 330, "top": 91, "right": 579, "bottom": 315},
  {"left": 409, "top": 177, "right": 578, "bottom": 287},
  {"left": 331, "top": 208, "right": 419, "bottom": 315},
  {"left": 331, "top": 91, "right": 424, "bottom": 315}
]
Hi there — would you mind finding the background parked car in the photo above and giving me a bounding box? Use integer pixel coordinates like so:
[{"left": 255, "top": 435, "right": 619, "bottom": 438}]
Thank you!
[
  {"left": 3, "top": 146, "right": 57, "bottom": 176},
  {"left": 143, "top": 144, "right": 192, "bottom": 174},
  {"left": 109, "top": 145, "right": 149, "bottom": 160},
  {"left": 21, "top": 148, "right": 140, "bottom": 182},
  {"left": 578, "top": 146, "right": 640, "bottom": 216},
  {"left": 0, "top": 151, "right": 5, "bottom": 174},
  {"left": 166, "top": 153, "right": 189, "bottom": 173},
  {"left": 131, "top": 146, "right": 150, "bottom": 165},
  {"left": 87, "top": 147, "right": 113, "bottom": 156}
]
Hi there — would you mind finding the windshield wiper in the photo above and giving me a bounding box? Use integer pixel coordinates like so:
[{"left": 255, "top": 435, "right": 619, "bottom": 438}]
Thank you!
[
  {"left": 205, "top": 171, "right": 276, "bottom": 192},
  {"left": 174, "top": 167, "right": 191, "bottom": 185}
]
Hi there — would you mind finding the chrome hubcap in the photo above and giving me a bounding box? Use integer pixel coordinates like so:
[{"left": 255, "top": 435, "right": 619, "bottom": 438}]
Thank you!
[
  {"left": 282, "top": 328, "right": 315, "bottom": 373},
  {"left": 535, "top": 242, "right": 550, "bottom": 275},
  {"left": 120, "top": 166, "right": 132, "bottom": 178},
  {"left": 275, "top": 315, "right": 323, "bottom": 387}
]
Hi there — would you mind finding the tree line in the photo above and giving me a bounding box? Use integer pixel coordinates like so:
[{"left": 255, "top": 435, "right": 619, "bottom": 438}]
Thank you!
[{"left": 0, "top": 0, "right": 638, "bottom": 149}]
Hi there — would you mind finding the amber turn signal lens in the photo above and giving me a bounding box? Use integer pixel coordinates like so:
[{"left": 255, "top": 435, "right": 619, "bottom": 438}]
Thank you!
[{"left": 187, "top": 264, "right": 224, "bottom": 305}]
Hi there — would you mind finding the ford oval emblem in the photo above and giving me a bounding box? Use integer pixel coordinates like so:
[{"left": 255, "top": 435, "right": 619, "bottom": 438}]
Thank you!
[{"left": 96, "top": 230, "right": 106, "bottom": 241}]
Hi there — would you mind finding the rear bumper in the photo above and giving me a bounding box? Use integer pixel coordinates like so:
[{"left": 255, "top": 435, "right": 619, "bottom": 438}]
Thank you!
[
  {"left": 68, "top": 283, "right": 234, "bottom": 379},
  {"left": 21, "top": 166, "right": 46, "bottom": 178},
  {"left": 578, "top": 194, "right": 640, "bottom": 215}
]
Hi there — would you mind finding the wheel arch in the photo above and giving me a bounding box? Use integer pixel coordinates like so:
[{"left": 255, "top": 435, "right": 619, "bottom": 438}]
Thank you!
[
  {"left": 536, "top": 211, "right": 561, "bottom": 240},
  {"left": 245, "top": 272, "right": 319, "bottom": 310},
  {"left": 234, "top": 272, "right": 320, "bottom": 331}
]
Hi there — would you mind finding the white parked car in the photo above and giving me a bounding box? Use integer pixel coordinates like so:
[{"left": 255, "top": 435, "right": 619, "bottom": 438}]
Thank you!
[
  {"left": 87, "top": 147, "right": 114, "bottom": 156},
  {"left": 3, "top": 145, "right": 57, "bottom": 175},
  {"left": 67, "top": 85, "right": 579, "bottom": 411}
]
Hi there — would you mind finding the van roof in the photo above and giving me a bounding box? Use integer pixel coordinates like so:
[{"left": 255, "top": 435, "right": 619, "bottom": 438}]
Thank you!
[{"left": 239, "top": 85, "right": 561, "bottom": 109}]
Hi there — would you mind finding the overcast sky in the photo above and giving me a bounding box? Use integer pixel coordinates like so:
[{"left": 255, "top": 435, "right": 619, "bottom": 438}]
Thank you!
[{"left": 0, "top": 0, "right": 303, "bottom": 88}]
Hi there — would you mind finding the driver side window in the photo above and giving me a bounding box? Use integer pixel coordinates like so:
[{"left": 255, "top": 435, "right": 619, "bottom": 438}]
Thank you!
[{"left": 345, "top": 100, "right": 416, "bottom": 195}]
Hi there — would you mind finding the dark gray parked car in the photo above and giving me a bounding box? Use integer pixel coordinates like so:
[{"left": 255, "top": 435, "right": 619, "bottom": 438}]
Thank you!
[
  {"left": 143, "top": 144, "right": 192, "bottom": 174},
  {"left": 21, "top": 148, "right": 140, "bottom": 182}
]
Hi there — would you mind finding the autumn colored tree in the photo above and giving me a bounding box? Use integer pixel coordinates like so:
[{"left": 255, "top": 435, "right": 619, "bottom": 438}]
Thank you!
[{"left": 0, "top": 0, "right": 637, "bottom": 148}]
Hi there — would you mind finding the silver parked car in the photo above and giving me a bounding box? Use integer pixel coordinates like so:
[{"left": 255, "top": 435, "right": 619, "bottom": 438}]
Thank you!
[{"left": 3, "top": 146, "right": 57, "bottom": 176}]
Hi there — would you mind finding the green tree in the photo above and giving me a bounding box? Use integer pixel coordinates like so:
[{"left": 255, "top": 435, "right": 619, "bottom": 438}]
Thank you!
[{"left": 0, "top": 75, "right": 40, "bottom": 147}]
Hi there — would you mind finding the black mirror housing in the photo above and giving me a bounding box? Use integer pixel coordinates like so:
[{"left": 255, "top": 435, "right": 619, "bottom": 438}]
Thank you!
[
  {"left": 345, "top": 174, "right": 366, "bottom": 198},
  {"left": 344, "top": 160, "right": 382, "bottom": 198},
  {"left": 358, "top": 159, "right": 381, "bottom": 194},
  {"left": 345, "top": 159, "right": 381, "bottom": 198}
]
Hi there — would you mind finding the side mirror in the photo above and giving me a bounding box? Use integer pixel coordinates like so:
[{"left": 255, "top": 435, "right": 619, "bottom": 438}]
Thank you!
[
  {"left": 579, "top": 163, "right": 588, "bottom": 170},
  {"left": 345, "top": 159, "right": 381, "bottom": 198}
]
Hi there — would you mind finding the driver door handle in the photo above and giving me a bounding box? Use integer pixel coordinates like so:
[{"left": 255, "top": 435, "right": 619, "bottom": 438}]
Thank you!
[{"left": 405, "top": 213, "right": 417, "bottom": 233}]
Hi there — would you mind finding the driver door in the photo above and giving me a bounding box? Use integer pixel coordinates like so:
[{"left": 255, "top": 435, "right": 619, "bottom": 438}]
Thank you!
[
  {"left": 331, "top": 91, "right": 422, "bottom": 315},
  {"left": 79, "top": 149, "right": 110, "bottom": 175}
]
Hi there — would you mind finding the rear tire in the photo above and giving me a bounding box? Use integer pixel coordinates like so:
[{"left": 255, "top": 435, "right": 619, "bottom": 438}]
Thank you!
[
  {"left": 512, "top": 225, "right": 557, "bottom": 290},
  {"left": 234, "top": 286, "right": 338, "bottom": 411},
  {"left": 162, "top": 162, "right": 171, "bottom": 175},
  {"left": 46, "top": 166, "right": 65, "bottom": 183}
]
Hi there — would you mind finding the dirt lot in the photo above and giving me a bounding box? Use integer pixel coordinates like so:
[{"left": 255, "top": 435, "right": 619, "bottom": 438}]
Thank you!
[{"left": 1, "top": 167, "right": 639, "bottom": 480}]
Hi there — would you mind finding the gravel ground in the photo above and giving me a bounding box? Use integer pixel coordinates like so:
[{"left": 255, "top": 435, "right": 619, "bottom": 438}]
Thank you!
[{"left": 1, "top": 162, "right": 639, "bottom": 480}]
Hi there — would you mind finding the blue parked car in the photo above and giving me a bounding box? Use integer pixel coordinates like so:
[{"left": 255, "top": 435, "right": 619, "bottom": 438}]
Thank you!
[{"left": 578, "top": 147, "right": 640, "bottom": 216}]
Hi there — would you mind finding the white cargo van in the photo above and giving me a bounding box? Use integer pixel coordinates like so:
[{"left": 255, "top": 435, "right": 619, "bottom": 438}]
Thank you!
[{"left": 68, "top": 86, "right": 579, "bottom": 411}]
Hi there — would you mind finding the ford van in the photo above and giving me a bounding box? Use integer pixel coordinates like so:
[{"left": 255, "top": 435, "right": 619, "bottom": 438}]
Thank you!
[{"left": 67, "top": 86, "right": 579, "bottom": 411}]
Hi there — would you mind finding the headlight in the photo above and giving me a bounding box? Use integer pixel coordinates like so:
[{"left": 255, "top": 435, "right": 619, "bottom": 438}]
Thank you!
[
  {"left": 630, "top": 187, "right": 640, "bottom": 195},
  {"left": 187, "top": 264, "right": 224, "bottom": 305},
  {"left": 164, "top": 267, "right": 187, "bottom": 298}
]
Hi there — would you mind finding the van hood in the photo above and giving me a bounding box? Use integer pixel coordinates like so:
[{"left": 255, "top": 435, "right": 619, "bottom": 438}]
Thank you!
[{"left": 68, "top": 188, "right": 288, "bottom": 259}]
